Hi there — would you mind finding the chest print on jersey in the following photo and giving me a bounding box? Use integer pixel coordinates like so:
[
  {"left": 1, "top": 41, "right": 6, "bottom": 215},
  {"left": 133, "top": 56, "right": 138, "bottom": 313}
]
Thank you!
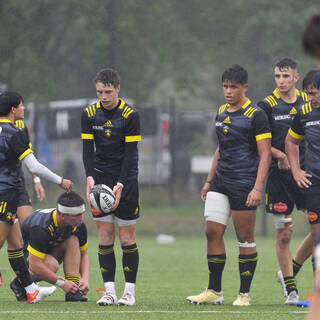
[
  {"left": 104, "top": 120, "right": 113, "bottom": 138},
  {"left": 222, "top": 116, "right": 231, "bottom": 135}
]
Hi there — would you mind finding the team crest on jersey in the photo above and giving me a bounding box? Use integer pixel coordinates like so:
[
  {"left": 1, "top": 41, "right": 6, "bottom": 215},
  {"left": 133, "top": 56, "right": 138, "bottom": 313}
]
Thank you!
[
  {"left": 289, "top": 107, "right": 297, "bottom": 115},
  {"left": 223, "top": 126, "right": 228, "bottom": 135},
  {"left": 104, "top": 120, "right": 113, "bottom": 138}
]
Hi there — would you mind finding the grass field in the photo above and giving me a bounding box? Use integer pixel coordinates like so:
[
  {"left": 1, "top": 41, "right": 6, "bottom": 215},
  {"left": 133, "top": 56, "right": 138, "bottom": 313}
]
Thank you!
[{"left": 0, "top": 236, "right": 313, "bottom": 320}]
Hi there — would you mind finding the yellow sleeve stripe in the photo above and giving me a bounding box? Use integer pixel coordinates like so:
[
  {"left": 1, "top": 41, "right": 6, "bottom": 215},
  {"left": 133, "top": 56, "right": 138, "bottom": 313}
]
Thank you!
[
  {"left": 288, "top": 128, "right": 304, "bottom": 140},
  {"left": 81, "top": 133, "right": 94, "bottom": 140},
  {"left": 125, "top": 135, "right": 141, "bottom": 142},
  {"left": 80, "top": 242, "right": 88, "bottom": 251},
  {"left": 27, "top": 245, "right": 46, "bottom": 259},
  {"left": 118, "top": 99, "right": 126, "bottom": 110},
  {"left": 18, "top": 148, "right": 33, "bottom": 161},
  {"left": 255, "top": 132, "right": 272, "bottom": 141},
  {"left": 218, "top": 104, "right": 228, "bottom": 115}
]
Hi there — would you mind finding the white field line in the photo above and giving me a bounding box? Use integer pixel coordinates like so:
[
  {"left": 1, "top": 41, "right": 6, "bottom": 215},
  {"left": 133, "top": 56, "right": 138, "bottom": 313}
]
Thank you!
[{"left": 0, "top": 310, "right": 308, "bottom": 314}]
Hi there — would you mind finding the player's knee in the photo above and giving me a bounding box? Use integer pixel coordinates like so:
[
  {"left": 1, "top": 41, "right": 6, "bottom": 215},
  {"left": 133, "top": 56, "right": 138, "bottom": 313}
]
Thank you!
[
  {"left": 205, "top": 226, "right": 222, "bottom": 243},
  {"left": 44, "top": 256, "right": 60, "bottom": 273},
  {"left": 273, "top": 214, "right": 292, "bottom": 230},
  {"left": 65, "top": 235, "right": 80, "bottom": 248},
  {"left": 278, "top": 231, "right": 292, "bottom": 247}
]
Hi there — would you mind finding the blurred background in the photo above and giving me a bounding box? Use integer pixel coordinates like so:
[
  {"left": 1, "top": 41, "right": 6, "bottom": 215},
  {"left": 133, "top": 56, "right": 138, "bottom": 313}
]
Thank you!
[{"left": 1, "top": 0, "right": 318, "bottom": 238}]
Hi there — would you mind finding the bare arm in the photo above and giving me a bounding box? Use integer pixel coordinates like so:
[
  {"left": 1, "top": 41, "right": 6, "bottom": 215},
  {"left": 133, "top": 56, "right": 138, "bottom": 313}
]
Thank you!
[
  {"left": 285, "top": 133, "right": 312, "bottom": 188},
  {"left": 271, "top": 147, "right": 290, "bottom": 170},
  {"left": 78, "top": 249, "right": 89, "bottom": 295},
  {"left": 28, "top": 254, "right": 79, "bottom": 293},
  {"left": 246, "top": 138, "right": 271, "bottom": 207},
  {"left": 201, "top": 146, "right": 219, "bottom": 202}
]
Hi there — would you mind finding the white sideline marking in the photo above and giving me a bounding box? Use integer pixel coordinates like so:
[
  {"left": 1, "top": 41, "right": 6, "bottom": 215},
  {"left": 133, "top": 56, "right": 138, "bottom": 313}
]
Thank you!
[{"left": 0, "top": 310, "right": 308, "bottom": 314}]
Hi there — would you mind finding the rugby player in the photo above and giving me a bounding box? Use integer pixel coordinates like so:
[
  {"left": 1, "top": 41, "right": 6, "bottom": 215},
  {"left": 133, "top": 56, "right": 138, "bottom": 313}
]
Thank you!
[
  {"left": 0, "top": 91, "right": 72, "bottom": 303},
  {"left": 186, "top": 65, "right": 271, "bottom": 306},
  {"left": 302, "top": 12, "right": 320, "bottom": 320},
  {"left": 257, "top": 58, "right": 311, "bottom": 305},
  {"left": 13, "top": 191, "right": 89, "bottom": 302},
  {"left": 81, "top": 68, "right": 141, "bottom": 306}
]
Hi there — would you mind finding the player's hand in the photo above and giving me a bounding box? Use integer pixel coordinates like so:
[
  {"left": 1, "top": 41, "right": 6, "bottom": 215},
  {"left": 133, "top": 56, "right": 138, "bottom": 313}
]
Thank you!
[
  {"left": 62, "top": 279, "right": 79, "bottom": 293},
  {"left": 60, "top": 179, "right": 73, "bottom": 192},
  {"left": 34, "top": 182, "right": 45, "bottom": 201},
  {"left": 278, "top": 156, "right": 290, "bottom": 170},
  {"left": 201, "top": 182, "right": 211, "bottom": 202},
  {"left": 246, "top": 188, "right": 262, "bottom": 207},
  {"left": 112, "top": 183, "right": 123, "bottom": 210},
  {"left": 79, "top": 279, "right": 89, "bottom": 295},
  {"left": 86, "top": 176, "right": 95, "bottom": 203},
  {"left": 292, "top": 169, "right": 312, "bottom": 188}
]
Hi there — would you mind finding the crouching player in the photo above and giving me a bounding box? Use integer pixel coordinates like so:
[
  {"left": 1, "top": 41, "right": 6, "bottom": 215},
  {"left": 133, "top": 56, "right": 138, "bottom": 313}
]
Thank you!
[
  {"left": 11, "top": 192, "right": 89, "bottom": 302},
  {"left": 186, "top": 65, "right": 271, "bottom": 306}
]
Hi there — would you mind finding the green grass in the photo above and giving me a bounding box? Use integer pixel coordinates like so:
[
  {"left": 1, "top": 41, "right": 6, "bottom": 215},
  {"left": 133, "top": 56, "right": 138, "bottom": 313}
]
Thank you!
[{"left": 0, "top": 236, "right": 313, "bottom": 320}]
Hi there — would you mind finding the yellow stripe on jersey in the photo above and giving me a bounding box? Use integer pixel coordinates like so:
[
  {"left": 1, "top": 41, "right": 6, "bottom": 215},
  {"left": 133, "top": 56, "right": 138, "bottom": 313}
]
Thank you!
[
  {"left": 27, "top": 245, "right": 46, "bottom": 259},
  {"left": 118, "top": 99, "right": 126, "bottom": 110},
  {"left": 15, "top": 120, "right": 25, "bottom": 129},
  {"left": 241, "top": 98, "right": 251, "bottom": 110},
  {"left": 288, "top": 128, "right": 304, "bottom": 140},
  {"left": 243, "top": 106, "right": 257, "bottom": 118},
  {"left": 302, "top": 103, "right": 312, "bottom": 114},
  {"left": 273, "top": 88, "right": 281, "bottom": 99},
  {"left": 18, "top": 148, "right": 33, "bottom": 161},
  {"left": 125, "top": 135, "right": 141, "bottom": 142},
  {"left": 0, "top": 119, "right": 12, "bottom": 123},
  {"left": 218, "top": 104, "right": 228, "bottom": 115},
  {"left": 255, "top": 132, "right": 272, "bottom": 141},
  {"left": 53, "top": 210, "right": 58, "bottom": 227},
  {"left": 80, "top": 242, "right": 88, "bottom": 251},
  {"left": 81, "top": 133, "right": 94, "bottom": 140}
]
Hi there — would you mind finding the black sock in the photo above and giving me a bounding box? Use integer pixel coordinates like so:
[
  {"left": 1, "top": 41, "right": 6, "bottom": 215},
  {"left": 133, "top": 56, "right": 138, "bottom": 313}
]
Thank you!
[
  {"left": 284, "top": 276, "right": 297, "bottom": 294},
  {"left": 312, "top": 257, "right": 315, "bottom": 274},
  {"left": 292, "top": 259, "right": 302, "bottom": 277},
  {"left": 98, "top": 244, "right": 116, "bottom": 282},
  {"left": 122, "top": 243, "right": 139, "bottom": 283},
  {"left": 8, "top": 249, "right": 32, "bottom": 287},
  {"left": 207, "top": 254, "right": 226, "bottom": 292},
  {"left": 238, "top": 253, "right": 258, "bottom": 293}
]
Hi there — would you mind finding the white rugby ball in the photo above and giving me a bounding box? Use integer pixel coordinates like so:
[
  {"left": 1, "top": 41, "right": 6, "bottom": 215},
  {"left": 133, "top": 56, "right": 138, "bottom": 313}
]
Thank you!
[{"left": 89, "top": 184, "right": 115, "bottom": 214}]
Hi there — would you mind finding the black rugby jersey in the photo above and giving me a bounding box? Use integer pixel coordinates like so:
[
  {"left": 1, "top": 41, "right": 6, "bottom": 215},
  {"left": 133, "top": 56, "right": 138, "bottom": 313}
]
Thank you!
[
  {"left": 81, "top": 99, "right": 141, "bottom": 180},
  {"left": 21, "top": 208, "right": 88, "bottom": 259},
  {"left": 215, "top": 99, "right": 271, "bottom": 185},
  {"left": 0, "top": 119, "right": 32, "bottom": 192},
  {"left": 289, "top": 103, "right": 320, "bottom": 180},
  {"left": 258, "top": 88, "right": 308, "bottom": 168}
]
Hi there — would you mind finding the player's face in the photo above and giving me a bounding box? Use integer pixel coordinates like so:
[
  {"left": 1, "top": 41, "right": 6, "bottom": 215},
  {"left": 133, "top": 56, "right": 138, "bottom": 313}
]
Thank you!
[
  {"left": 222, "top": 81, "right": 248, "bottom": 106},
  {"left": 274, "top": 67, "right": 299, "bottom": 94},
  {"left": 96, "top": 82, "right": 120, "bottom": 110},
  {"left": 12, "top": 101, "right": 24, "bottom": 121},
  {"left": 305, "top": 85, "right": 320, "bottom": 108},
  {"left": 64, "top": 213, "right": 84, "bottom": 227}
]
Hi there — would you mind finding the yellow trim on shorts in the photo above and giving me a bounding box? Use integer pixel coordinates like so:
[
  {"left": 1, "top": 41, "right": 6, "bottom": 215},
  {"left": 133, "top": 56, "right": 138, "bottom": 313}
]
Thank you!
[{"left": 27, "top": 245, "right": 46, "bottom": 259}]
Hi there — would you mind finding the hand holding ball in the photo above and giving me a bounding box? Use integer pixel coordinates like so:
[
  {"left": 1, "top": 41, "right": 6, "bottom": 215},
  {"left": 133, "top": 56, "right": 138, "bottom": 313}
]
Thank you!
[{"left": 89, "top": 184, "right": 116, "bottom": 213}]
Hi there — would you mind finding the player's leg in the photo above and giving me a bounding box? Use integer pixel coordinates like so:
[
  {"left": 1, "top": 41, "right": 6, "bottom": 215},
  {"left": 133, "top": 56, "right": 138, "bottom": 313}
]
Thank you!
[
  {"left": 293, "top": 232, "right": 313, "bottom": 276},
  {"left": 94, "top": 217, "right": 117, "bottom": 306},
  {"left": 187, "top": 191, "right": 230, "bottom": 305},
  {"left": 232, "top": 209, "right": 257, "bottom": 306},
  {"left": 17, "top": 205, "right": 33, "bottom": 223},
  {"left": 118, "top": 221, "right": 138, "bottom": 306},
  {"left": 7, "top": 222, "right": 54, "bottom": 303}
]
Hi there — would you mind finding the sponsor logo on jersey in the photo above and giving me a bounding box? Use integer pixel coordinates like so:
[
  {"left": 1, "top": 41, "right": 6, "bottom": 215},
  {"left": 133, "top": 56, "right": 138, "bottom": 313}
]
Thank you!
[
  {"left": 289, "top": 107, "right": 297, "bottom": 115},
  {"left": 274, "top": 115, "right": 291, "bottom": 121},
  {"left": 223, "top": 116, "right": 231, "bottom": 124},
  {"left": 308, "top": 211, "right": 318, "bottom": 222},
  {"left": 274, "top": 202, "right": 288, "bottom": 213},
  {"left": 306, "top": 120, "right": 320, "bottom": 127}
]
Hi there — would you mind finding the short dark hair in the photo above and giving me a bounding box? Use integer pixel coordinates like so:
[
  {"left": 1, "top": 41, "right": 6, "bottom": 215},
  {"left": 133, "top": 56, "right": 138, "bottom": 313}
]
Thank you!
[
  {"left": 221, "top": 65, "right": 248, "bottom": 85},
  {"left": 94, "top": 68, "right": 120, "bottom": 87},
  {"left": 0, "top": 91, "right": 23, "bottom": 117},
  {"left": 302, "top": 70, "right": 320, "bottom": 90},
  {"left": 57, "top": 191, "right": 85, "bottom": 210},
  {"left": 275, "top": 57, "right": 297, "bottom": 70},
  {"left": 303, "top": 13, "right": 320, "bottom": 56}
]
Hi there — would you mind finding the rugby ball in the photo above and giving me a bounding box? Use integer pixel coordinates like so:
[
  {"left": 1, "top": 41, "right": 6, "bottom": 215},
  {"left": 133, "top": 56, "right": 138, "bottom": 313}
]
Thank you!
[{"left": 89, "top": 184, "right": 115, "bottom": 214}]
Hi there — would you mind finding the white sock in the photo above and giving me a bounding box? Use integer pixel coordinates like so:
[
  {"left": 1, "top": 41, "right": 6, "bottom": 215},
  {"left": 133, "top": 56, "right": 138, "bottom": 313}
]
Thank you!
[
  {"left": 25, "top": 282, "right": 38, "bottom": 293},
  {"left": 124, "top": 282, "right": 135, "bottom": 296},
  {"left": 104, "top": 282, "right": 116, "bottom": 295}
]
